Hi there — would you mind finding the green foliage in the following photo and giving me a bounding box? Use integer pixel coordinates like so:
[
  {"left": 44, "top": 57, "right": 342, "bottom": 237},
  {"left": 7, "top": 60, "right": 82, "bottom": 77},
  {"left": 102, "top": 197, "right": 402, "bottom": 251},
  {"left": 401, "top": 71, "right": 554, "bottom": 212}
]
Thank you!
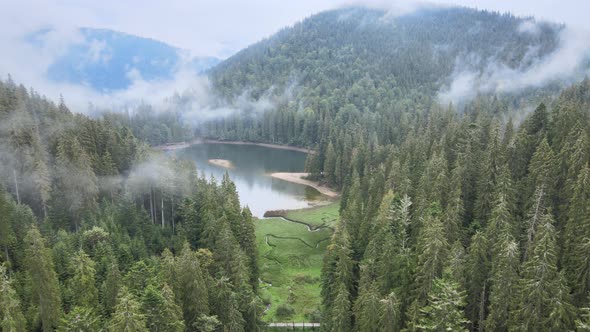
[
  {"left": 0, "top": 264, "right": 26, "bottom": 332},
  {"left": 512, "top": 213, "right": 576, "bottom": 331},
  {"left": 24, "top": 226, "right": 62, "bottom": 332},
  {"left": 416, "top": 274, "right": 468, "bottom": 332},
  {"left": 275, "top": 304, "right": 295, "bottom": 318},
  {"left": 58, "top": 307, "right": 101, "bottom": 332},
  {"left": 109, "top": 287, "right": 147, "bottom": 332},
  {"left": 141, "top": 284, "right": 185, "bottom": 332},
  {"left": 70, "top": 250, "right": 99, "bottom": 309}
]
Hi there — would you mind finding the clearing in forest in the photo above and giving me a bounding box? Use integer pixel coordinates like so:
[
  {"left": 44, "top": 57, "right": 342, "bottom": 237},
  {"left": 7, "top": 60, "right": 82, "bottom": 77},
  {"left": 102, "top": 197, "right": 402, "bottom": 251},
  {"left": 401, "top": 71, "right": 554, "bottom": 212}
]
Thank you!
[{"left": 256, "top": 201, "right": 339, "bottom": 322}]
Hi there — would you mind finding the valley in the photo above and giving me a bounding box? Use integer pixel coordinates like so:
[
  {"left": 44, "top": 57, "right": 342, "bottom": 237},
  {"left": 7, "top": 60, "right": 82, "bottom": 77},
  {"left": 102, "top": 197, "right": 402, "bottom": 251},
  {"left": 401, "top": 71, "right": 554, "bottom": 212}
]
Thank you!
[{"left": 2, "top": 2, "right": 590, "bottom": 331}]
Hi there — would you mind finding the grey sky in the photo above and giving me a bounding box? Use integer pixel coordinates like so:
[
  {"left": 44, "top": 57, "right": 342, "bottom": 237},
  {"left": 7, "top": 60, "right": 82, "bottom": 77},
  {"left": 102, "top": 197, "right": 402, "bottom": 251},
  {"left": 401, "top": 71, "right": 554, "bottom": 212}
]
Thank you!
[{"left": 2, "top": 0, "right": 587, "bottom": 58}]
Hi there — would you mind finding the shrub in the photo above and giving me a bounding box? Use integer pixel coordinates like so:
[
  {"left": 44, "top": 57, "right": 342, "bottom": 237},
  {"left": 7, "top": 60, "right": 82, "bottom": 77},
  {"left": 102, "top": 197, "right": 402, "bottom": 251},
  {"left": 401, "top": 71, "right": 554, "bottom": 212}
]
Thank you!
[{"left": 275, "top": 304, "right": 295, "bottom": 318}]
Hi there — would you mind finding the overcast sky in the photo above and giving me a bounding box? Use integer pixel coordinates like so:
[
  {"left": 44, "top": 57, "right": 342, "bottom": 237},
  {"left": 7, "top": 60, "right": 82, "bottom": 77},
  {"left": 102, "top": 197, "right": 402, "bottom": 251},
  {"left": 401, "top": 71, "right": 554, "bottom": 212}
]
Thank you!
[{"left": 2, "top": 0, "right": 587, "bottom": 58}]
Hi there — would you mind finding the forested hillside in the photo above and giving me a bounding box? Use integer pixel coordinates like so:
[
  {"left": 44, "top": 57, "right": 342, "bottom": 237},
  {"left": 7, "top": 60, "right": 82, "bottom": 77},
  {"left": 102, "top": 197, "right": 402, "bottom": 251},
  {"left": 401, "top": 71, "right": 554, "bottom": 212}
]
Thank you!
[
  {"left": 201, "top": 6, "right": 590, "bottom": 331},
  {"left": 211, "top": 6, "right": 560, "bottom": 100},
  {"left": 0, "top": 77, "right": 264, "bottom": 331},
  {"left": 3, "top": 4, "right": 590, "bottom": 331},
  {"left": 204, "top": 7, "right": 564, "bottom": 147},
  {"left": 315, "top": 79, "right": 590, "bottom": 331}
]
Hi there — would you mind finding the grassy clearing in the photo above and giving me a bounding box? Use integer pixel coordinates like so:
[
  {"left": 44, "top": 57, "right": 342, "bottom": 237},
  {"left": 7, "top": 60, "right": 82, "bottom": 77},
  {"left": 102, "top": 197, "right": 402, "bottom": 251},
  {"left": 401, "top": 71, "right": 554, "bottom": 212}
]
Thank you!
[
  {"left": 256, "top": 201, "right": 339, "bottom": 322},
  {"left": 284, "top": 199, "right": 340, "bottom": 227}
]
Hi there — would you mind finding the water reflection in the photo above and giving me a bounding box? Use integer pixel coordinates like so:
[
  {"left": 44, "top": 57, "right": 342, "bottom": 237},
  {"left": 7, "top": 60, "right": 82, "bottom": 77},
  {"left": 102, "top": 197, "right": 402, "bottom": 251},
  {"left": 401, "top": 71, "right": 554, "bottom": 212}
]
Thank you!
[{"left": 173, "top": 143, "right": 320, "bottom": 217}]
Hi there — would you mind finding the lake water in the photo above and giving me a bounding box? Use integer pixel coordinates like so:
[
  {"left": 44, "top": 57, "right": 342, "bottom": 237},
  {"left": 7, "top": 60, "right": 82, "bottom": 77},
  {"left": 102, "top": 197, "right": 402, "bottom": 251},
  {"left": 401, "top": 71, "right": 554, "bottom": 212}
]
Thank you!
[{"left": 173, "top": 143, "right": 321, "bottom": 217}]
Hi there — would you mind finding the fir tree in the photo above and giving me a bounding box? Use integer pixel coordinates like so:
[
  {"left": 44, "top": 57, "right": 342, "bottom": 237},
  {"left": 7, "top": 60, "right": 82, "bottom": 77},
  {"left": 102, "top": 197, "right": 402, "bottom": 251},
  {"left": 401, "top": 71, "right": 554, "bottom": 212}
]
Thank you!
[
  {"left": 141, "top": 284, "right": 185, "bottom": 332},
  {"left": 379, "top": 292, "right": 401, "bottom": 332},
  {"left": 109, "top": 286, "right": 148, "bottom": 332},
  {"left": 70, "top": 250, "right": 99, "bottom": 309},
  {"left": 563, "top": 166, "right": 590, "bottom": 305},
  {"left": 25, "top": 226, "right": 62, "bottom": 332},
  {"left": 416, "top": 272, "right": 468, "bottom": 332},
  {"left": 512, "top": 213, "right": 575, "bottom": 331},
  {"left": 58, "top": 307, "right": 101, "bottom": 332},
  {"left": 415, "top": 203, "right": 448, "bottom": 301},
  {"left": 0, "top": 264, "right": 26, "bottom": 332}
]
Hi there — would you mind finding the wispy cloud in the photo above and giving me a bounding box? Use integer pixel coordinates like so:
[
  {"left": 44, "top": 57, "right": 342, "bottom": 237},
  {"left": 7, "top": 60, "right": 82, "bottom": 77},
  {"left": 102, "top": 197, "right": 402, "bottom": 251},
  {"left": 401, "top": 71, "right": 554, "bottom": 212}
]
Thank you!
[{"left": 438, "top": 24, "right": 590, "bottom": 104}]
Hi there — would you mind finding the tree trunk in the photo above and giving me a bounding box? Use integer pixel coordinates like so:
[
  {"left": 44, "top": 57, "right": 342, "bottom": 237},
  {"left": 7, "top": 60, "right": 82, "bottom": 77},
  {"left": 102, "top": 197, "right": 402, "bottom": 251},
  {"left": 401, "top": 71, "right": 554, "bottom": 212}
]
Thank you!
[
  {"left": 13, "top": 169, "right": 20, "bottom": 204},
  {"left": 479, "top": 280, "right": 487, "bottom": 332},
  {"left": 171, "top": 196, "right": 175, "bottom": 234},
  {"left": 4, "top": 245, "right": 9, "bottom": 267},
  {"left": 161, "top": 194, "right": 165, "bottom": 228},
  {"left": 149, "top": 187, "right": 154, "bottom": 224}
]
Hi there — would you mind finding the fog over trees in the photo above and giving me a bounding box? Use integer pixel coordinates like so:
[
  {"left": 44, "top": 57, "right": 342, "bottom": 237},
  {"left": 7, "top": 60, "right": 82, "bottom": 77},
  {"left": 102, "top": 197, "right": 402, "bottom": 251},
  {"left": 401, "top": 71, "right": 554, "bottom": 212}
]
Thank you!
[{"left": 1, "top": 5, "right": 590, "bottom": 332}]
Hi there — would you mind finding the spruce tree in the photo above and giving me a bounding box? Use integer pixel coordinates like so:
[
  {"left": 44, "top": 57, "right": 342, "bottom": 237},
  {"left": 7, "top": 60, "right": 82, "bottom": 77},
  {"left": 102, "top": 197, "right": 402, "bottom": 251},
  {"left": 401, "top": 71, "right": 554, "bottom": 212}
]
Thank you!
[
  {"left": 70, "top": 250, "right": 99, "bottom": 309},
  {"left": 512, "top": 213, "right": 575, "bottom": 331},
  {"left": 0, "top": 264, "right": 26, "bottom": 332},
  {"left": 485, "top": 232, "right": 519, "bottom": 332},
  {"left": 563, "top": 165, "right": 590, "bottom": 305},
  {"left": 465, "top": 231, "right": 490, "bottom": 331},
  {"left": 141, "top": 284, "right": 185, "bottom": 332},
  {"left": 109, "top": 286, "right": 148, "bottom": 332},
  {"left": 174, "top": 243, "right": 209, "bottom": 326},
  {"left": 415, "top": 203, "right": 448, "bottom": 301},
  {"left": 379, "top": 292, "right": 401, "bottom": 332},
  {"left": 353, "top": 281, "right": 381, "bottom": 331},
  {"left": 24, "top": 226, "right": 62, "bottom": 332},
  {"left": 330, "top": 282, "right": 352, "bottom": 332},
  {"left": 58, "top": 307, "right": 101, "bottom": 332},
  {"left": 416, "top": 272, "right": 468, "bottom": 332}
]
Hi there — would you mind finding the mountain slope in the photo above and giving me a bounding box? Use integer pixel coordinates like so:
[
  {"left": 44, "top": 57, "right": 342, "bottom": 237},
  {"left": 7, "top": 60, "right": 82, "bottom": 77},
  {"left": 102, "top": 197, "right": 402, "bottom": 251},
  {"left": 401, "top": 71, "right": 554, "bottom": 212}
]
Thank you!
[
  {"left": 210, "top": 6, "right": 562, "bottom": 101},
  {"left": 28, "top": 28, "right": 221, "bottom": 91}
]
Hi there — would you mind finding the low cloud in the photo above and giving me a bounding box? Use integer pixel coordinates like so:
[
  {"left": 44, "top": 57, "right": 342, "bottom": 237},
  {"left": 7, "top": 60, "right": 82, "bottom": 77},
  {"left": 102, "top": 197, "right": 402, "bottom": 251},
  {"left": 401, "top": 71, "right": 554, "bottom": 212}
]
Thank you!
[{"left": 438, "top": 25, "right": 590, "bottom": 104}]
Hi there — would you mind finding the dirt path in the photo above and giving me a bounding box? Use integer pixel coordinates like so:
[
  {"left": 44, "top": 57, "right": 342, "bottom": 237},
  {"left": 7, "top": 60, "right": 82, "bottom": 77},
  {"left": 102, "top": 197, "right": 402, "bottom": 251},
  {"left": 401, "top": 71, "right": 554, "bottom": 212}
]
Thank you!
[{"left": 269, "top": 172, "right": 339, "bottom": 198}]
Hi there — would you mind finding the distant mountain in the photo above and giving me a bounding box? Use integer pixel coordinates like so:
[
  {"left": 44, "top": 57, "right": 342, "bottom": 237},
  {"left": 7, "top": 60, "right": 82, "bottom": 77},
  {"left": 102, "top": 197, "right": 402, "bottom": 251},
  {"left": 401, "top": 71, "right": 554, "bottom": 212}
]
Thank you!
[
  {"left": 27, "top": 28, "right": 221, "bottom": 92},
  {"left": 210, "top": 6, "right": 564, "bottom": 102}
]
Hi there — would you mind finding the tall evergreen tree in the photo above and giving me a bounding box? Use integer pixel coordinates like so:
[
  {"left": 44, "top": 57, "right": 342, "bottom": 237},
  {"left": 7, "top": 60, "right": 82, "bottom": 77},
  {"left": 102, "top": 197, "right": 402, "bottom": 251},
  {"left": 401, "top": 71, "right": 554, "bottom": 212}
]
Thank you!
[
  {"left": 70, "top": 250, "right": 99, "bottom": 309},
  {"left": 379, "top": 292, "right": 401, "bottom": 332},
  {"left": 0, "top": 264, "right": 26, "bottom": 332},
  {"left": 141, "top": 284, "right": 185, "bottom": 332},
  {"left": 563, "top": 165, "right": 590, "bottom": 305},
  {"left": 58, "top": 307, "right": 101, "bottom": 332},
  {"left": 416, "top": 272, "right": 468, "bottom": 332},
  {"left": 109, "top": 286, "right": 148, "bottom": 332},
  {"left": 415, "top": 203, "right": 448, "bottom": 301},
  {"left": 485, "top": 232, "right": 519, "bottom": 332},
  {"left": 512, "top": 213, "right": 575, "bottom": 331},
  {"left": 24, "top": 226, "right": 62, "bottom": 332}
]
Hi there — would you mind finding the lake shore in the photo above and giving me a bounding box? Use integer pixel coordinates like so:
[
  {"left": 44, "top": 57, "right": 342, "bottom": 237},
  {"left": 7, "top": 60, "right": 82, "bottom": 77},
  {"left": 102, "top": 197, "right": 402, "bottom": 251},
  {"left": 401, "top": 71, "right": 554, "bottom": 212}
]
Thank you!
[
  {"left": 270, "top": 172, "right": 339, "bottom": 198},
  {"left": 202, "top": 139, "right": 314, "bottom": 154},
  {"left": 154, "top": 139, "right": 315, "bottom": 154},
  {"left": 208, "top": 159, "right": 234, "bottom": 169},
  {"left": 153, "top": 141, "right": 194, "bottom": 151}
]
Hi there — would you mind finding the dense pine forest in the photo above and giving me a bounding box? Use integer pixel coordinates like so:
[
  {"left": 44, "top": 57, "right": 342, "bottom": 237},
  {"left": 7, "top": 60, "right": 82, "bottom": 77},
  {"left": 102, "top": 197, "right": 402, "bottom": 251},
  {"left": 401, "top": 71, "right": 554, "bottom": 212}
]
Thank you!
[
  {"left": 2, "top": 4, "right": 590, "bottom": 332},
  {"left": 0, "top": 78, "right": 263, "bottom": 331},
  {"left": 203, "top": 6, "right": 590, "bottom": 331}
]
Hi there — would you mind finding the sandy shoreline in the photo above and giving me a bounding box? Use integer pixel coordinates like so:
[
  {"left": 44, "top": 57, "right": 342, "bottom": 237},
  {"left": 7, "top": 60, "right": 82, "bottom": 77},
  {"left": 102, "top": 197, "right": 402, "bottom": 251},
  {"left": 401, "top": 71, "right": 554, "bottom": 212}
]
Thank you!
[
  {"left": 270, "top": 172, "right": 339, "bottom": 198},
  {"left": 208, "top": 159, "right": 234, "bottom": 169}
]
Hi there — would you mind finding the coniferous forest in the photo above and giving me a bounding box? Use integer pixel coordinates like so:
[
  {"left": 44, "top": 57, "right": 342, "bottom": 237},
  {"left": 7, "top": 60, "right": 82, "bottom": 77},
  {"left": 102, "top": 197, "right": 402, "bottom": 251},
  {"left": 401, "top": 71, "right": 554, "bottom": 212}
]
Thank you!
[{"left": 2, "top": 4, "right": 590, "bottom": 332}]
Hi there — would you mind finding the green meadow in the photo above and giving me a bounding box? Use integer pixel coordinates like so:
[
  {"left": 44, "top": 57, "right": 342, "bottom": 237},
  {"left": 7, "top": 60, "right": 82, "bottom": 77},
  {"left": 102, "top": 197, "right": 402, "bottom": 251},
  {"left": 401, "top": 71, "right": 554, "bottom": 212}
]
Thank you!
[{"left": 256, "top": 201, "right": 339, "bottom": 322}]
